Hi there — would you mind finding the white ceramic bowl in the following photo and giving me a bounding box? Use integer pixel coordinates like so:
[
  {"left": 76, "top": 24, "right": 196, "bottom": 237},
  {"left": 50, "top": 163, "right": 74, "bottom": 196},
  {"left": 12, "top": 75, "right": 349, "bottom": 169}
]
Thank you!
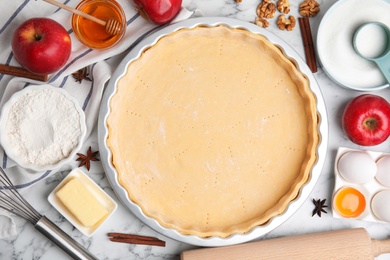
[
  {"left": 0, "top": 84, "right": 86, "bottom": 172},
  {"left": 317, "top": 0, "right": 390, "bottom": 91}
]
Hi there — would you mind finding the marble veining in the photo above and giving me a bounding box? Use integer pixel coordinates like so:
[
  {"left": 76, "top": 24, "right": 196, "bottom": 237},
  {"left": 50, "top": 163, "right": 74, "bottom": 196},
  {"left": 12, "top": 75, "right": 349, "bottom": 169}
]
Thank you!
[{"left": 2, "top": 0, "right": 390, "bottom": 259}]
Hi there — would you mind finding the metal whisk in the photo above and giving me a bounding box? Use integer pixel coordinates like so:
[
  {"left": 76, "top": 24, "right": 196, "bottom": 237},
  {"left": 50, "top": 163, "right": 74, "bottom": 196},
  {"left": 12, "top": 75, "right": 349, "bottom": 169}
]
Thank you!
[{"left": 0, "top": 167, "right": 98, "bottom": 260}]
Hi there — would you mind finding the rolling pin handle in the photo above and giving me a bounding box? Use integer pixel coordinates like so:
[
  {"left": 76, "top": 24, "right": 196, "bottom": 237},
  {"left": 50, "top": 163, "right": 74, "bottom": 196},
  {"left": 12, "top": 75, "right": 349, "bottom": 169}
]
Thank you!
[{"left": 371, "top": 239, "right": 390, "bottom": 256}]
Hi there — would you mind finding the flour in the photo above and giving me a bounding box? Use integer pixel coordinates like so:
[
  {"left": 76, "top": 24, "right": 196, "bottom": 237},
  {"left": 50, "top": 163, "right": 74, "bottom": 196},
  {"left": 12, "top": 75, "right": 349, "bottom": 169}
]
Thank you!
[
  {"left": 5, "top": 87, "right": 83, "bottom": 167},
  {"left": 317, "top": 0, "right": 390, "bottom": 89}
]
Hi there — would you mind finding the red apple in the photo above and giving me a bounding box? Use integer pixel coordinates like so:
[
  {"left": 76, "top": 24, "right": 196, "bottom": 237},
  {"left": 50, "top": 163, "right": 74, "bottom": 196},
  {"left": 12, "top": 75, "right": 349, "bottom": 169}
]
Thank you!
[
  {"left": 11, "top": 18, "right": 71, "bottom": 75},
  {"left": 134, "top": 0, "right": 182, "bottom": 25},
  {"left": 342, "top": 94, "right": 390, "bottom": 146}
]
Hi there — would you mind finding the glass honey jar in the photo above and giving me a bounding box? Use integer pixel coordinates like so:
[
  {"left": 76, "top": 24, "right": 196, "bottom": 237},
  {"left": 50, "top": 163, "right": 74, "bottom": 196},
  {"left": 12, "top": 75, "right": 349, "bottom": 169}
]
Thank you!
[{"left": 72, "top": 0, "right": 126, "bottom": 49}]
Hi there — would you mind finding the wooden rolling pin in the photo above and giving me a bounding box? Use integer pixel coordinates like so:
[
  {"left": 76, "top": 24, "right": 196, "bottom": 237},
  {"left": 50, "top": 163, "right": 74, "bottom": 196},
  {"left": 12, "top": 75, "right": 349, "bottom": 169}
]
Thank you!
[{"left": 181, "top": 228, "right": 390, "bottom": 259}]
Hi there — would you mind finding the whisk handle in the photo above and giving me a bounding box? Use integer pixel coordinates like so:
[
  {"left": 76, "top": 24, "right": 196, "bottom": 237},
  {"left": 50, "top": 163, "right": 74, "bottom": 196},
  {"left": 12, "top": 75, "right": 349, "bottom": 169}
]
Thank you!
[{"left": 34, "top": 216, "right": 98, "bottom": 260}]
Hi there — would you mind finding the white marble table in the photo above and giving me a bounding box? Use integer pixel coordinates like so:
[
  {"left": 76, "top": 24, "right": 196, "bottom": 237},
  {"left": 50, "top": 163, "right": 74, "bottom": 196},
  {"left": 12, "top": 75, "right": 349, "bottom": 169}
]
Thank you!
[{"left": 2, "top": 0, "right": 390, "bottom": 259}]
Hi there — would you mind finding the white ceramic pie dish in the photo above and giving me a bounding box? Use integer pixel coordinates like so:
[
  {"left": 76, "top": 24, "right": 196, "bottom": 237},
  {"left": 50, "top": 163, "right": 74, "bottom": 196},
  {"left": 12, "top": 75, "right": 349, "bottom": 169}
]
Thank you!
[
  {"left": 0, "top": 84, "right": 86, "bottom": 172},
  {"left": 98, "top": 17, "right": 328, "bottom": 247}
]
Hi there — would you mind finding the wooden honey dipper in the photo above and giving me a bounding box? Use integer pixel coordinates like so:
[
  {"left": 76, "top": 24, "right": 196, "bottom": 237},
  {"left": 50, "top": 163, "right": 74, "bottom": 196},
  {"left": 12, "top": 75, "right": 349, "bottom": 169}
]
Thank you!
[{"left": 43, "top": 0, "right": 122, "bottom": 35}]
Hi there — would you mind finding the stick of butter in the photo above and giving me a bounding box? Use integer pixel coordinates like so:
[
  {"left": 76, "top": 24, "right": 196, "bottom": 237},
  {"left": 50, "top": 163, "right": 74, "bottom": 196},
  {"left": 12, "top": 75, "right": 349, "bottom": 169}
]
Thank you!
[{"left": 56, "top": 177, "right": 108, "bottom": 227}]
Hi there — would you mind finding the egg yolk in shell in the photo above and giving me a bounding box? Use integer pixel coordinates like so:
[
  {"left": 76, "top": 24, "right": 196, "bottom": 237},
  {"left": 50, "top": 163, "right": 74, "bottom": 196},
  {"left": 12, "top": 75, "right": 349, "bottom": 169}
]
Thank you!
[{"left": 333, "top": 187, "right": 366, "bottom": 218}]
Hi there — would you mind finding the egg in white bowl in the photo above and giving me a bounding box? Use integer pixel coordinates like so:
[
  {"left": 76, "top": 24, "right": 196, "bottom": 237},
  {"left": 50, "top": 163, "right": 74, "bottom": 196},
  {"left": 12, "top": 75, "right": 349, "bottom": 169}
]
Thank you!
[
  {"left": 371, "top": 190, "right": 390, "bottom": 222},
  {"left": 337, "top": 151, "right": 377, "bottom": 184},
  {"left": 0, "top": 84, "right": 86, "bottom": 172},
  {"left": 376, "top": 156, "right": 390, "bottom": 187}
]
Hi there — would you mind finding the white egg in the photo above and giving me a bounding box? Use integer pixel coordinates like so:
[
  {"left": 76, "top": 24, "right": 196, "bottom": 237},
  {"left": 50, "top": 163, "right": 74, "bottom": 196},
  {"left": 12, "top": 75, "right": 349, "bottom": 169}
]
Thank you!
[
  {"left": 371, "top": 190, "right": 390, "bottom": 222},
  {"left": 337, "top": 151, "right": 376, "bottom": 184},
  {"left": 376, "top": 156, "right": 390, "bottom": 187}
]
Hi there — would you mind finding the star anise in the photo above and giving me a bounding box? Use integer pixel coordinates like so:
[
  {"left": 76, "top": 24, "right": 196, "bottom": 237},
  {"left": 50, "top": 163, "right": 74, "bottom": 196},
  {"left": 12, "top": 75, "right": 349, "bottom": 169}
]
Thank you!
[
  {"left": 76, "top": 146, "right": 100, "bottom": 171},
  {"left": 72, "top": 67, "right": 92, "bottom": 83},
  {"left": 312, "top": 198, "right": 328, "bottom": 217}
]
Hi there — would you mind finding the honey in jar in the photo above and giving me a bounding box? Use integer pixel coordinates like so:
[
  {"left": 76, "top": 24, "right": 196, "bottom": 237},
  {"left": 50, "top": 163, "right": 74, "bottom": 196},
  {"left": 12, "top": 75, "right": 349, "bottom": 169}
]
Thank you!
[{"left": 72, "top": 0, "right": 126, "bottom": 49}]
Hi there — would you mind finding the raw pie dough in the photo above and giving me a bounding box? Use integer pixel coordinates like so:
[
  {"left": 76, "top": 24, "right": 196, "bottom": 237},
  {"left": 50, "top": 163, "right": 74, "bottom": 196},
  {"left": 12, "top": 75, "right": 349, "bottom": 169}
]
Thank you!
[{"left": 107, "top": 25, "right": 319, "bottom": 238}]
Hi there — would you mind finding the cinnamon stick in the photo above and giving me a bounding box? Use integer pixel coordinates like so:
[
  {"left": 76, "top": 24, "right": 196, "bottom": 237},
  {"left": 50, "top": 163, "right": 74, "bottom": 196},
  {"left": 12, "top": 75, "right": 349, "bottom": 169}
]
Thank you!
[
  {"left": 298, "top": 17, "right": 317, "bottom": 73},
  {"left": 0, "top": 64, "right": 48, "bottom": 82},
  {"left": 107, "top": 232, "right": 166, "bottom": 247}
]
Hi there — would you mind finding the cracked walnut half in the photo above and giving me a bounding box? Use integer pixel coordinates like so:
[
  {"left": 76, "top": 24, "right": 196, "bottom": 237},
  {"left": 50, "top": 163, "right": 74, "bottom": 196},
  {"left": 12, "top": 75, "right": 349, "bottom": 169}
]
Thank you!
[
  {"left": 255, "top": 17, "right": 270, "bottom": 28},
  {"left": 299, "top": 0, "right": 320, "bottom": 17},
  {"left": 277, "top": 15, "right": 296, "bottom": 31},
  {"left": 277, "top": 0, "right": 290, "bottom": 14},
  {"left": 257, "top": 0, "right": 276, "bottom": 19}
]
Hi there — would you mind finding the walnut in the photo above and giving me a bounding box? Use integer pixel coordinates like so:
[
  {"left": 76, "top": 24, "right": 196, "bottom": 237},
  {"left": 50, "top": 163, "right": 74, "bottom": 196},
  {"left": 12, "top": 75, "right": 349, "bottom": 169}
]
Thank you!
[
  {"left": 255, "top": 17, "right": 270, "bottom": 28},
  {"left": 299, "top": 0, "right": 320, "bottom": 17},
  {"left": 277, "top": 0, "right": 290, "bottom": 14},
  {"left": 257, "top": 0, "right": 276, "bottom": 19},
  {"left": 277, "top": 15, "right": 296, "bottom": 31}
]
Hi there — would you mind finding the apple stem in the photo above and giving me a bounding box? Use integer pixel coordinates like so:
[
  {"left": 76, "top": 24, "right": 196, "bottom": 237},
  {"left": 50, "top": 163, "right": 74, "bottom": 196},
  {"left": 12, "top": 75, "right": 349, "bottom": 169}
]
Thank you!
[{"left": 365, "top": 118, "right": 377, "bottom": 130}]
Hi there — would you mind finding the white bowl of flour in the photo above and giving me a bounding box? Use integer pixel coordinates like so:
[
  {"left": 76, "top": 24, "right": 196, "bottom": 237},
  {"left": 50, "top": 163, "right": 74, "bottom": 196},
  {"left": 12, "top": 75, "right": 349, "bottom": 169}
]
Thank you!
[
  {"left": 0, "top": 85, "right": 86, "bottom": 172},
  {"left": 317, "top": 0, "right": 390, "bottom": 91}
]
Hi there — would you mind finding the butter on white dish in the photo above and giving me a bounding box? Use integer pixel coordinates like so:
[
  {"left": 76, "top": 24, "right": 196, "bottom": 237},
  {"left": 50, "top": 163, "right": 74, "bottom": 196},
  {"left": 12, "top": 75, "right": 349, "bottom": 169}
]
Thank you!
[
  {"left": 48, "top": 168, "right": 117, "bottom": 236},
  {"left": 57, "top": 178, "right": 109, "bottom": 228}
]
